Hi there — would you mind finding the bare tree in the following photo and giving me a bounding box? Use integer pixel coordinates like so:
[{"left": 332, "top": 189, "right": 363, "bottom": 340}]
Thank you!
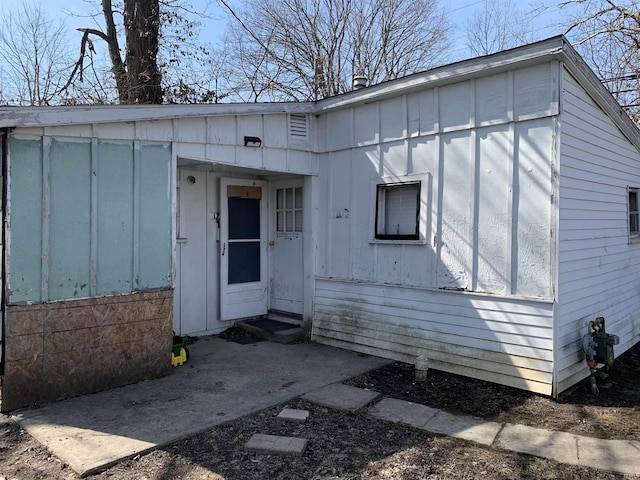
[
  {"left": 561, "top": 0, "right": 640, "bottom": 121},
  {"left": 465, "top": 0, "right": 534, "bottom": 57},
  {"left": 65, "top": 0, "right": 162, "bottom": 104},
  {"left": 64, "top": 0, "right": 225, "bottom": 105},
  {"left": 0, "top": 1, "right": 73, "bottom": 105},
  {"left": 219, "top": 0, "right": 451, "bottom": 101},
  {"left": 165, "top": 45, "right": 238, "bottom": 103}
]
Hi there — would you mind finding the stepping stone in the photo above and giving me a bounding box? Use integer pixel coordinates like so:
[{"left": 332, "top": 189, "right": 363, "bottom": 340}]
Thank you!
[
  {"left": 302, "top": 383, "right": 379, "bottom": 412},
  {"left": 370, "top": 398, "right": 501, "bottom": 446},
  {"left": 277, "top": 408, "right": 309, "bottom": 423},
  {"left": 424, "top": 410, "right": 502, "bottom": 446},
  {"left": 244, "top": 433, "right": 308, "bottom": 455},
  {"left": 495, "top": 424, "right": 578, "bottom": 464},
  {"left": 369, "top": 397, "right": 439, "bottom": 428}
]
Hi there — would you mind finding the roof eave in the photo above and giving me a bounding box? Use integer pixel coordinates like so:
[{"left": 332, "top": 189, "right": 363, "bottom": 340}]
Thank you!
[{"left": 0, "top": 102, "right": 316, "bottom": 129}]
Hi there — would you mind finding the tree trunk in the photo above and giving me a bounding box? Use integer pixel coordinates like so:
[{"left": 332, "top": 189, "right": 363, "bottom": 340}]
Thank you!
[{"left": 124, "top": 0, "right": 162, "bottom": 103}]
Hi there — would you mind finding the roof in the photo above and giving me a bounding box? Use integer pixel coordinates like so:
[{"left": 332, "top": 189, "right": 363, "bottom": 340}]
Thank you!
[
  {"left": 1, "top": 36, "right": 638, "bottom": 150},
  {"left": 315, "top": 35, "right": 640, "bottom": 151},
  {"left": 0, "top": 102, "right": 316, "bottom": 129}
]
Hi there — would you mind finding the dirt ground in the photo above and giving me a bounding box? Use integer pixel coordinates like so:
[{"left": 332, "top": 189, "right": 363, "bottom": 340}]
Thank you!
[{"left": 1, "top": 339, "right": 639, "bottom": 480}]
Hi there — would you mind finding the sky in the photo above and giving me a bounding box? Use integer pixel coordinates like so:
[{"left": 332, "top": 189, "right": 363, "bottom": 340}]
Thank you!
[
  {"left": 34, "top": 0, "right": 577, "bottom": 57},
  {"left": 1, "top": 0, "right": 580, "bottom": 100}
]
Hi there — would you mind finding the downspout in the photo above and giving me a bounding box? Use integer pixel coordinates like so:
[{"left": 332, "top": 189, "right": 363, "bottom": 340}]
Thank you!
[{"left": 0, "top": 128, "right": 9, "bottom": 375}]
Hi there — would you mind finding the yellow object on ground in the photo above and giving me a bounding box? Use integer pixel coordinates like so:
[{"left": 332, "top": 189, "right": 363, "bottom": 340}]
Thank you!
[{"left": 172, "top": 347, "right": 188, "bottom": 367}]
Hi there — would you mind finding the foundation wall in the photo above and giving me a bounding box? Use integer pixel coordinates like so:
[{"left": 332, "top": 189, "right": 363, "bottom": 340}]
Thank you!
[{"left": 1, "top": 289, "right": 173, "bottom": 412}]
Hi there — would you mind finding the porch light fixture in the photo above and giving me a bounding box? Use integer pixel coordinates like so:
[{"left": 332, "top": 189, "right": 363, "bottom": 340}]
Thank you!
[{"left": 244, "top": 136, "right": 262, "bottom": 147}]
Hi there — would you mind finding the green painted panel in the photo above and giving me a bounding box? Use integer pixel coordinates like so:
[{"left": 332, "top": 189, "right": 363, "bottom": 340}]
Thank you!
[
  {"left": 96, "top": 142, "right": 135, "bottom": 295},
  {"left": 49, "top": 139, "right": 92, "bottom": 300},
  {"left": 8, "top": 137, "right": 43, "bottom": 303},
  {"left": 137, "top": 143, "right": 172, "bottom": 289}
]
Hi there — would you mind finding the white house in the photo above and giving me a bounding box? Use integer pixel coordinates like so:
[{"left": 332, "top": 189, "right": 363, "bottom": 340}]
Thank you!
[{"left": 1, "top": 36, "right": 639, "bottom": 410}]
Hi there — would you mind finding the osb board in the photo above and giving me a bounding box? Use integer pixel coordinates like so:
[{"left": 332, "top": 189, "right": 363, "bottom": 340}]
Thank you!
[
  {"left": 4, "top": 308, "right": 43, "bottom": 336},
  {"left": 1, "top": 289, "right": 173, "bottom": 412},
  {"left": 2, "top": 355, "right": 43, "bottom": 408}
]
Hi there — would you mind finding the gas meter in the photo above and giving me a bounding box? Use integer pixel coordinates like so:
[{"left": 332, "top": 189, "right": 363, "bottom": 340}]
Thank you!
[{"left": 583, "top": 317, "right": 619, "bottom": 368}]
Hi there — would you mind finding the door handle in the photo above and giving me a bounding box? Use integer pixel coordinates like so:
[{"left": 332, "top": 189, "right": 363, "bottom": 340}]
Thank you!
[{"left": 222, "top": 242, "right": 226, "bottom": 256}]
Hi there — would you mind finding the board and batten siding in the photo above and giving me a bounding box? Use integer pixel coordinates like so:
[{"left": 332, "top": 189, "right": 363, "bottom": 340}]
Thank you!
[
  {"left": 8, "top": 135, "right": 172, "bottom": 303},
  {"left": 313, "top": 62, "right": 559, "bottom": 394},
  {"left": 555, "top": 68, "right": 640, "bottom": 394},
  {"left": 17, "top": 112, "right": 317, "bottom": 176}
]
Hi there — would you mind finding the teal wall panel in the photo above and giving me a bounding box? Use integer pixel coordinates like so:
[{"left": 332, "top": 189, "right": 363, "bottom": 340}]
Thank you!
[
  {"left": 137, "top": 143, "right": 172, "bottom": 289},
  {"left": 48, "top": 139, "right": 92, "bottom": 300},
  {"left": 96, "top": 142, "right": 135, "bottom": 295},
  {"left": 8, "top": 135, "right": 172, "bottom": 303},
  {"left": 8, "top": 137, "right": 43, "bottom": 302}
]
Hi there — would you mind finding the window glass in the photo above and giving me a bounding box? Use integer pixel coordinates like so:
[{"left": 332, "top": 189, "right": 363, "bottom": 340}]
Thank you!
[
  {"left": 276, "top": 187, "right": 303, "bottom": 233},
  {"left": 376, "top": 182, "right": 420, "bottom": 240},
  {"left": 630, "top": 188, "right": 639, "bottom": 237}
]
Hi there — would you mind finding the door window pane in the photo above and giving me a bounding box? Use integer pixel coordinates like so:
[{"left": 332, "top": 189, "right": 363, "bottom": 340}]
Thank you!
[
  {"left": 277, "top": 188, "right": 284, "bottom": 209},
  {"left": 228, "top": 197, "right": 260, "bottom": 239},
  {"left": 228, "top": 242, "right": 260, "bottom": 284},
  {"left": 276, "top": 187, "right": 303, "bottom": 233}
]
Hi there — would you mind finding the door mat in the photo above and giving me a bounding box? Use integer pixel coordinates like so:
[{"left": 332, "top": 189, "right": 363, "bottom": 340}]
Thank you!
[
  {"left": 245, "top": 319, "right": 298, "bottom": 333},
  {"left": 218, "top": 326, "right": 265, "bottom": 344},
  {"left": 226, "top": 336, "right": 265, "bottom": 345}
]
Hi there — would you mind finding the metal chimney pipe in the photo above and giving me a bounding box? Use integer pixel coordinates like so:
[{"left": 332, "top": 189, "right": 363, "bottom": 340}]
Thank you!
[{"left": 353, "top": 75, "right": 368, "bottom": 90}]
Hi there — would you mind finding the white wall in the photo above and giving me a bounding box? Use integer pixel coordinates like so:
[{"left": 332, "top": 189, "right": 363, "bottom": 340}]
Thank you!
[
  {"left": 555, "top": 68, "right": 640, "bottom": 393},
  {"left": 314, "top": 278, "right": 554, "bottom": 394},
  {"left": 34, "top": 112, "right": 317, "bottom": 336},
  {"left": 30, "top": 113, "right": 317, "bottom": 176},
  {"left": 313, "top": 62, "right": 560, "bottom": 394},
  {"left": 315, "top": 64, "right": 558, "bottom": 296}
]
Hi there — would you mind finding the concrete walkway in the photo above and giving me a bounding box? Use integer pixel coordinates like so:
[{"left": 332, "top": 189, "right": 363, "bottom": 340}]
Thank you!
[
  {"left": 11, "top": 337, "right": 390, "bottom": 477},
  {"left": 314, "top": 387, "right": 640, "bottom": 477},
  {"left": 10, "top": 339, "right": 640, "bottom": 477},
  {"left": 245, "top": 382, "right": 640, "bottom": 476}
]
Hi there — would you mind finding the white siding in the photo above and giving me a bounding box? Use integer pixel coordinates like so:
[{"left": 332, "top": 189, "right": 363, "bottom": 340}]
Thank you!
[
  {"left": 314, "top": 278, "right": 554, "bottom": 395},
  {"left": 556, "top": 68, "right": 640, "bottom": 394},
  {"left": 316, "top": 63, "right": 556, "bottom": 297},
  {"left": 35, "top": 114, "right": 318, "bottom": 176},
  {"left": 314, "top": 62, "right": 558, "bottom": 394}
]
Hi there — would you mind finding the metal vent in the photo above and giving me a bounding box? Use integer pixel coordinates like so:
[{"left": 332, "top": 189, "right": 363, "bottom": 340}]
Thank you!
[{"left": 289, "top": 114, "right": 308, "bottom": 138}]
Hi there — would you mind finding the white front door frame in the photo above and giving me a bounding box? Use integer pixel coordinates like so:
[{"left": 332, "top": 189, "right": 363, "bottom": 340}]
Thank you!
[{"left": 219, "top": 177, "right": 268, "bottom": 321}]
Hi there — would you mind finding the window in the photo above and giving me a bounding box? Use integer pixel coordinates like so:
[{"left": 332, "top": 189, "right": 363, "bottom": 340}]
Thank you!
[
  {"left": 630, "top": 187, "right": 639, "bottom": 240},
  {"left": 375, "top": 181, "right": 420, "bottom": 240},
  {"left": 276, "top": 187, "right": 302, "bottom": 232}
]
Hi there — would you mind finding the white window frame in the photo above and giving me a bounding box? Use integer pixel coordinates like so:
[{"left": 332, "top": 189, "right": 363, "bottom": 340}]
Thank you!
[
  {"left": 370, "top": 173, "right": 429, "bottom": 244},
  {"left": 629, "top": 186, "right": 640, "bottom": 243},
  {"left": 275, "top": 186, "right": 303, "bottom": 233}
]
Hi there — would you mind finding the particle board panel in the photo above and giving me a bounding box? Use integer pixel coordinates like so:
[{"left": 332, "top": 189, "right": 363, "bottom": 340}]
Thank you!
[{"left": 1, "top": 289, "right": 173, "bottom": 412}]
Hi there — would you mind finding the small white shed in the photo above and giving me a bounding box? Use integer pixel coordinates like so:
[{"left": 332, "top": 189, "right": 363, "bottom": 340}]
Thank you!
[{"left": 1, "top": 36, "right": 639, "bottom": 409}]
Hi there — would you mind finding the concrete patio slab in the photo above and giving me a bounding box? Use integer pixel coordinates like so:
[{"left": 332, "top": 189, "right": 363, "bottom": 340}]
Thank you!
[{"left": 12, "top": 337, "right": 390, "bottom": 477}]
